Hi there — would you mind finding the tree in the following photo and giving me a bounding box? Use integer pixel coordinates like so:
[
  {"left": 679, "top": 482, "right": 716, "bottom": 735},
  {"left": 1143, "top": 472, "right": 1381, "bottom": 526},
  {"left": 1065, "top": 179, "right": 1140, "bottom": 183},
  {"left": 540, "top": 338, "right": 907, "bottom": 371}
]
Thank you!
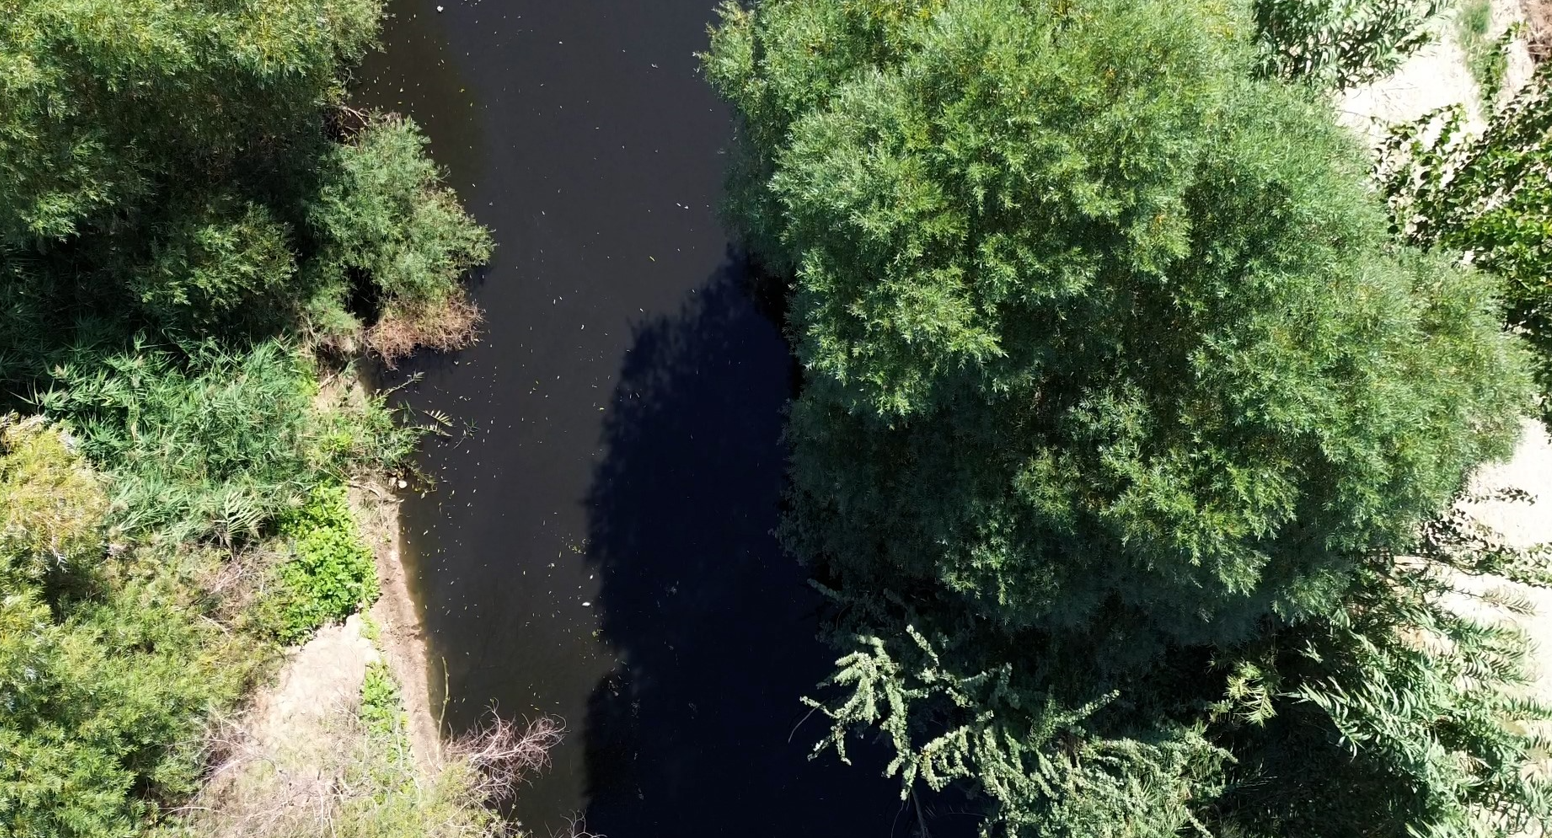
[
  {"left": 0, "top": 0, "right": 489, "bottom": 832},
  {"left": 0, "top": 417, "right": 253, "bottom": 837},
  {"left": 0, "top": 0, "right": 375, "bottom": 247},
  {"left": 705, "top": 0, "right": 1539, "bottom": 833},
  {"left": 0, "top": 0, "right": 488, "bottom": 358}
]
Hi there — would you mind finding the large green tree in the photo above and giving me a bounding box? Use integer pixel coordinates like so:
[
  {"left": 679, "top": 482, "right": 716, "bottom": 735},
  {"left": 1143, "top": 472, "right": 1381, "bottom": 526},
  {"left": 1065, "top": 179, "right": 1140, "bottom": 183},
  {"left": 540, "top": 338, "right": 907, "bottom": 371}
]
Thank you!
[{"left": 705, "top": 0, "right": 1542, "bottom": 834}]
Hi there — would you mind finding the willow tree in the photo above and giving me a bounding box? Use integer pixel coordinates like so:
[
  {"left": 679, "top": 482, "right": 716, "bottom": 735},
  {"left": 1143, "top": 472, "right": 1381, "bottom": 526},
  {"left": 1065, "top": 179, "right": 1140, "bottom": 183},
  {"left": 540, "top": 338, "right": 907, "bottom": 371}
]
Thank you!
[
  {"left": 705, "top": 0, "right": 1540, "bottom": 834},
  {"left": 0, "top": 0, "right": 488, "bottom": 361}
]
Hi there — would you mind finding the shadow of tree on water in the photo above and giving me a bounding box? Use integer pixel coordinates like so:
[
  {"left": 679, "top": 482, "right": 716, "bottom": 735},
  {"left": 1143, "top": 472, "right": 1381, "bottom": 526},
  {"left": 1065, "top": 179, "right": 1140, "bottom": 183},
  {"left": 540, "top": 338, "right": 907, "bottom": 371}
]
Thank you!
[{"left": 578, "top": 255, "right": 972, "bottom": 837}]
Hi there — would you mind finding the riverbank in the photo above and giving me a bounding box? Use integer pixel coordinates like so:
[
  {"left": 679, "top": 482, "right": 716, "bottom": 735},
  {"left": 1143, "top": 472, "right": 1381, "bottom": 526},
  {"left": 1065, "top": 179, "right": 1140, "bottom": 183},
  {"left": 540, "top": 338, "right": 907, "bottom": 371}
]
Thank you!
[
  {"left": 169, "top": 363, "right": 535, "bottom": 837},
  {"left": 354, "top": 471, "right": 442, "bottom": 770}
]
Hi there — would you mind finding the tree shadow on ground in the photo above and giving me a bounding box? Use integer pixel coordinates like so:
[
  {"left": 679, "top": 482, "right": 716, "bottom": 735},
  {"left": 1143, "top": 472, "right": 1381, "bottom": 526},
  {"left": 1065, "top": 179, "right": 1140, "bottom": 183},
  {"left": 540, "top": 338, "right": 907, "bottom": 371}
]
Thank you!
[{"left": 578, "top": 254, "right": 975, "bottom": 838}]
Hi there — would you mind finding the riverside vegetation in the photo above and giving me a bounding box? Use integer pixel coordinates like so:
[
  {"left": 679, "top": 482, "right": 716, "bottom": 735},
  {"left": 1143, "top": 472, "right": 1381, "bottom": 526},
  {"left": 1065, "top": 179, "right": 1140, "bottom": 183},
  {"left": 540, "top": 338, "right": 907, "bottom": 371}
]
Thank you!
[
  {"left": 706, "top": 0, "right": 1552, "bottom": 836},
  {"left": 6, "top": 0, "right": 1552, "bottom": 837},
  {"left": 0, "top": 0, "right": 522, "bottom": 834}
]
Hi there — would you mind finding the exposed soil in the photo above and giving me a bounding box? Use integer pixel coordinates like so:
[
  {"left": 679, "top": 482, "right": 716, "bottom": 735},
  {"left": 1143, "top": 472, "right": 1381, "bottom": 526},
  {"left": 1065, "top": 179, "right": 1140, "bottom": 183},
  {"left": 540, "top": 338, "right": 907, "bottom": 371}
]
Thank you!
[
  {"left": 186, "top": 616, "right": 378, "bottom": 834},
  {"left": 1337, "top": 0, "right": 1534, "bottom": 146},
  {"left": 1526, "top": 0, "right": 1552, "bottom": 61},
  {"left": 356, "top": 475, "right": 443, "bottom": 768}
]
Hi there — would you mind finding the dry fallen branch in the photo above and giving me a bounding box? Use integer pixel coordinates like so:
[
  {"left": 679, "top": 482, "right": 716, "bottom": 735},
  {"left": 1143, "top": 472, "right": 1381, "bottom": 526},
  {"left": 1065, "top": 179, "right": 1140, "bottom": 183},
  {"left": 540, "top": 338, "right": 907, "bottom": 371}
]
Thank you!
[{"left": 449, "top": 712, "right": 566, "bottom": 804}]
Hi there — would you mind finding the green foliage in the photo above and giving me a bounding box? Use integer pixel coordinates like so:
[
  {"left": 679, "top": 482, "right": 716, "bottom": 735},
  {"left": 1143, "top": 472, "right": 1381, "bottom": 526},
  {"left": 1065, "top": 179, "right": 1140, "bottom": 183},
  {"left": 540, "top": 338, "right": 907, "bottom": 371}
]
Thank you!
[
  {"left": 33, "top": 340, "right": 411, "bottom": 545},
  {"left": 359, "top": 662, "right": 403, "bottom": 739},
  {"left": 1379, "top": 62, "right": 1552, "bottom": 424},
  {"left": 328, "top": 672, "right": 504, "bottom": 838},
  {"left": 0, "top": 0, "right": 377, "bottom": 246},
  {"left": 1457, "top": 0, "right": 1510, "bottom": 103},
  {"left": 1250, "top": 0, "right": 1441, "bottom": 90},
  {"left": 707, "top": 0, "right": 1536, "bottom": 833},
  {"left": 131, "top": 199, "right": 300, "bottom": 332},
  {"left": 0, "top": 419, "right": 258, "bottom": 838},
  {"left": 1210, "top": 529, "right": 1552, "bottom": 837},
  {"left": 311, "top": 116, "right": 494, "bottom": 312},
  {"left": 0, "top": 416, "right": 106, "bottom": 585},
  {"left": 35, "top": 341, "right": 319, "bottom": 543},
  {"left": 275, "top": 484, "right": 379, "bottom": 642},
  {"left": 808, "top": 614, "right": 1228, "bottom": 837},
  {"left": 0, "top": 0, "right": 489, "bottom": 830},
  {"left": 0, "top": 0, "right": 489, "bottom": 347}
]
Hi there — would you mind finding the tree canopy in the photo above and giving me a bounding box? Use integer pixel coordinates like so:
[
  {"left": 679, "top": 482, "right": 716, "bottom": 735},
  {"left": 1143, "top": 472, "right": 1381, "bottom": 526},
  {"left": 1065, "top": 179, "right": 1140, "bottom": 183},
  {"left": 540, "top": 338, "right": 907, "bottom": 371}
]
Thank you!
[
  {"left": 705, "top": 0, "right": 1544, "bottom": 834},
  {"left": 0, "top": 0, "right": 488, "bottom": 362},
  {"left": 0, "top": 0, "right": 490, "bottom": 832}
]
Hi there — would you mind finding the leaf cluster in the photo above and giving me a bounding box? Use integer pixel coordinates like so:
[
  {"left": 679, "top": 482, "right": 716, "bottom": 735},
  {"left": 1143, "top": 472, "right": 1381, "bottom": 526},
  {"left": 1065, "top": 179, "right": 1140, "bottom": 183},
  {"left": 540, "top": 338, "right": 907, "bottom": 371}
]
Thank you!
[
  {"left": 1378, "top": 62, "right": 1552, "bottom": 424},
  {"left": 1249, "top": 0, "right": 1441, "bottom": 90},
  {"left": 274, "top": 483, "right": 379, "bottom": 643}
]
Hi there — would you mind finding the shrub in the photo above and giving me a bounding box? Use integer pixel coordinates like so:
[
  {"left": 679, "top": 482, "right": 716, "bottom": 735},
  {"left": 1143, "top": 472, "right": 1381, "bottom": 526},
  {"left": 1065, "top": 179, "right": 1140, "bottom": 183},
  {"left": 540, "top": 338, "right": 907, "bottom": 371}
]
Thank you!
[
  {"left": 1378, "top": 61, "right": 1552, "bottom": 424},
  {"left": 1252, "top": 0, "right": 1442, "bottom": 90},
  {"left": 275, "top": 484, "right": 378, "bottom": 642},
  {"left": 0, "top": 420, "right": 254, "bottom": 838},
  {"left": 309, "top": 116, "right": 492, "bottom": 358},
  {"left": 0, "top": 415, "right": 107, "bottom": 586},
  {"left": 358, "top": 662, "right": 403, "bottom": 738}
]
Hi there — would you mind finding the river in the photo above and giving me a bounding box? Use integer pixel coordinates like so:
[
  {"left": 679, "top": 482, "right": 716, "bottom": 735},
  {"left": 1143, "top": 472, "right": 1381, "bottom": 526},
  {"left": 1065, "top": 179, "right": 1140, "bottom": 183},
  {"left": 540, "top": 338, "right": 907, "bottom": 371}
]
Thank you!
[{"left": 353, "top": 2, "right": 969, "bottom": 835}]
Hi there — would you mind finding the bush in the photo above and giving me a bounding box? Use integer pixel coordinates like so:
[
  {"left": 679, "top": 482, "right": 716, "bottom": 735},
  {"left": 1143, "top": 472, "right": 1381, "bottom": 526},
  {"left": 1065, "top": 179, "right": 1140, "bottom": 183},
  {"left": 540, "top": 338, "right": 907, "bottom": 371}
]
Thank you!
[
  {"left": 275, "top": 484, "right": 378, "bottom": 642},
  {"left": 0, "top": 419, "right": 256, "bottom": 838},
  {"left": 358, "top": 662, "right": 403, "bottom": 738},
  {"left": 1378, "top": 62, "right": 1552, "bottom": 424},
  {"left": 309, "top": 116, "right": 492, "bottom": 359},
  {"left": 1252, "top": 0, "right": 1442, "bottom": 90}
]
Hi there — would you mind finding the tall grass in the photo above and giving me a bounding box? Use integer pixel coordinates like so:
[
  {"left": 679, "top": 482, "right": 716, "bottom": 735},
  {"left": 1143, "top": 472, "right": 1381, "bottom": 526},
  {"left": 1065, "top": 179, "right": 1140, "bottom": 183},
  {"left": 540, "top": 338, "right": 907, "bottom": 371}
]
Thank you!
[
  {"left": 31, "top": 339, "right": 416, "bottom": 545},
  {"left": 1459, "top": 0, "right": 1510, "bottom": 102}
]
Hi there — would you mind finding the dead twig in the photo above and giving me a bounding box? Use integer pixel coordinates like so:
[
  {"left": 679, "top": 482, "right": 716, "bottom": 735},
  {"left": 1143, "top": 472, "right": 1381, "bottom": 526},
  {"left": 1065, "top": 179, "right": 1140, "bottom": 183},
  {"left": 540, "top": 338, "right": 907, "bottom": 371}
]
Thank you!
[{"left": 448, "top": 712, "right": 566, "bottom": 804}]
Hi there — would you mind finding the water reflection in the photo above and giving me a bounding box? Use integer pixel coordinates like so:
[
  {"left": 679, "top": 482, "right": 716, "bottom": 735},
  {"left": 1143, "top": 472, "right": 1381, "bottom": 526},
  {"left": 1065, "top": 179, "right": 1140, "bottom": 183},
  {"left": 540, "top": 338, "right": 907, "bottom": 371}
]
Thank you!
[{"left": 578, "top": 259, "right": 915, "bottom": 837}]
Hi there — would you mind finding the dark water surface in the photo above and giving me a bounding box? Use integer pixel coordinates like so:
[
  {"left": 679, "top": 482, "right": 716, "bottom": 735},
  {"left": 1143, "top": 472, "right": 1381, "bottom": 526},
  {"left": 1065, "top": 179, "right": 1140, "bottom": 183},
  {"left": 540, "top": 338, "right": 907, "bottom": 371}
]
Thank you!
[{"left": 354, "top": 2, "right": 949, "bottom": 835}]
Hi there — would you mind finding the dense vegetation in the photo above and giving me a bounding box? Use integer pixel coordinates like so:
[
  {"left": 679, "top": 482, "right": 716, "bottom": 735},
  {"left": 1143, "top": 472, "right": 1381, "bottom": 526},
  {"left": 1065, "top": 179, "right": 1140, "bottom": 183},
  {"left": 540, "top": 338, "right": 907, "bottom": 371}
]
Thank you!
[
  {"left": 706, "top": 0, "right": 1552, "bottom": 835},
  {"left": 1380, "top": 59, "right": 1552, "bottom": 424},
  {"left": 0, "top": 0, "right": 492, "bottom": 832},
  {"left": 6, "top": 0, "right": 1552, "bottom": 834}
]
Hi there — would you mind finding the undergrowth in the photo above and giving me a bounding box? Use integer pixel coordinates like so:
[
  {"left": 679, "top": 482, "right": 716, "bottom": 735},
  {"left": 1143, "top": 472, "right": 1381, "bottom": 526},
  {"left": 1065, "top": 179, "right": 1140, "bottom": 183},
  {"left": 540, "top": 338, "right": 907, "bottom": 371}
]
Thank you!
[
  {"left": 1458, "top": 0, "right": 1511, "bottom": 102},
  {"left": 274, "top": 484, "right": 379, "bottom": 642},
  {"left": 32, "top": 340, "right": 417, "bottom": 546},
  {"left": 332, "top": 662, "right": 507, "bottom": 838}
]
